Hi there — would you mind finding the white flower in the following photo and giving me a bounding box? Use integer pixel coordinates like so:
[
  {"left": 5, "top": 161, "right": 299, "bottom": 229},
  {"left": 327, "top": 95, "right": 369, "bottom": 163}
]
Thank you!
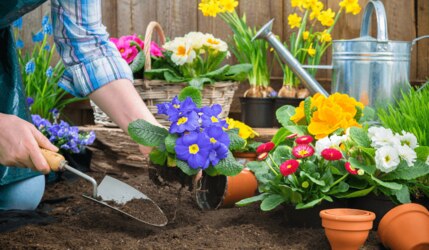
[
  {"left": 375, "top": 146, "right": 401, "bottom": 173},
  {"left": 184, "top": 32, "right": 206, "bottom": 50},
  {"left": 204, "top": 34, "right": 228, "bottom": 52},
  {"left": 397, "top": 145, "right": 417, "bottom": 167},
  {"left": 399, "top": 131, "right": 419, "bottom": 149},
  {"left": 330, "top": 134, "right": 348, "bottom": 147},
  {"left": 171, "top": 43, "right": 196, "bottom": 65},
  {"left": 315, "top": 135, "right": 346, "bottom": 155},
  {"left": 369, "top": 126, "right": 400, "bottom": 148}
]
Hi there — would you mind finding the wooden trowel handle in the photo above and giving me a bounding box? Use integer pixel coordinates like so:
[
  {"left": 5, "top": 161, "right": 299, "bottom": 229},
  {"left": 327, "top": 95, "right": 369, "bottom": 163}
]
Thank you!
[{"left": 40, "top": 148, "right": 66, "bottom": 172}]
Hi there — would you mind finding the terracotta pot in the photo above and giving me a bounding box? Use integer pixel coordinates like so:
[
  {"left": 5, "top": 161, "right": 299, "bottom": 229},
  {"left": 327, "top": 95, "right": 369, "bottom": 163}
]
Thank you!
[
  {"left": 195, "top": 169, "right": 258, "bottom": 209},
  {"left": 349, "top": 193, "right": 396, "bottom": 229},
  {"left": 378, "top": 203, "right": 429, "bottom": 250},
  {"left": 232, "top": 152, "right": 257, "bottom": 165},
  {"left": 320, "top": 208, "right": 375, "bottom": 250}
]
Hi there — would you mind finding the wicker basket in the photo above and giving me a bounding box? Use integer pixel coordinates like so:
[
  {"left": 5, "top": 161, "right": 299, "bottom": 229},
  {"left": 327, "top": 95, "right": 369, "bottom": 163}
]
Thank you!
[{"left": 91, "top": 21, "right": 238, "bottom": 127}]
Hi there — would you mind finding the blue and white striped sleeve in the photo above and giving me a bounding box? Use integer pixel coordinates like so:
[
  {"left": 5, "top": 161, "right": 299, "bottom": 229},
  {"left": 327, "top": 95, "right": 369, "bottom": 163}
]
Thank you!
[{"left": 51, "top": 0, "right": 133, "bottom": 97}]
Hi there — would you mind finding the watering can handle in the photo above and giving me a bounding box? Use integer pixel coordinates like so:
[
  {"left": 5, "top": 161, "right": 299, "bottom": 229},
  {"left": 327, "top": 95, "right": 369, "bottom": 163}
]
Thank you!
[{"left": 360, "top": 0, "right": 389, "bottom": 41}]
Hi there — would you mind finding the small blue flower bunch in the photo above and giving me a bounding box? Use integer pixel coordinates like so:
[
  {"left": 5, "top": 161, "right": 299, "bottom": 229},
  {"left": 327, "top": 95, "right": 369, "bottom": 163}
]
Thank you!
[
  {"left": 129, "top": 87, "right": 244, "bottom": 177},
  {"left": 158, "top": 97, "right": 230, "bottom": 169},
  {"left": 31, "top": 110, "right": 96, "bottom": 154}
]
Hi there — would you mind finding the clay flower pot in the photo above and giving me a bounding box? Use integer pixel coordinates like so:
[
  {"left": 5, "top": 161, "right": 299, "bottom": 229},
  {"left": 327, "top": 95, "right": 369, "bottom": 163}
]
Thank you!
[
  {"left": 378, "top": 203, "right": 429, "bottom": 250},
  {"left": 232, "top": 151, "right": 257, "bottom": 165},
  {"left": 320, "top": 208, "right": 375, "bottom": 250},
  {"left": 195, "top": 169, "right": 258, "bottom": 209}
]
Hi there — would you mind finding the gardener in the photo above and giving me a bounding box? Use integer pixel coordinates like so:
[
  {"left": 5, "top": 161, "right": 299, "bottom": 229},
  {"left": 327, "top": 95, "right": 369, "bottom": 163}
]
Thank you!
[{"left": 0, "top": 0, "right": 161, "bottom": 211}]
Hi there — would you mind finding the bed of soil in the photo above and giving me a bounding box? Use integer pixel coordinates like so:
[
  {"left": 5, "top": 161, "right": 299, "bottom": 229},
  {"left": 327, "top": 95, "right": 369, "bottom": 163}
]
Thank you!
[{"left": 0, "top": 153, "right": 383, "bottom": 249}]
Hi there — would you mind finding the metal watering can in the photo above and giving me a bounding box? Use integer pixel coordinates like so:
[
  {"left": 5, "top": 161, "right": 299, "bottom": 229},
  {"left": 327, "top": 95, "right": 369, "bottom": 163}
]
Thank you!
[{"left": 254, "top": 0, "right": 429, "bottom": 106}]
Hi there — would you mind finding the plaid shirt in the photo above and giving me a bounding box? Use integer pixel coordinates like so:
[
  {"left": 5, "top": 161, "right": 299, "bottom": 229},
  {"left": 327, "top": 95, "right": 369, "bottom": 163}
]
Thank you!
[{"left": 51, "top": 0, "right": 132, "bottom": 97}]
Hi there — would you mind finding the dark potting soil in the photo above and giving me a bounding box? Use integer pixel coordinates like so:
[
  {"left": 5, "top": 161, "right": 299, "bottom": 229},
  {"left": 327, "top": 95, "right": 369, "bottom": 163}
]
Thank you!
[
  {"left": 0, "top": 158, "right": 383, "bottom": 249},
  {"left": 104, "top": 198, "right": 167, "bottom": 226}
]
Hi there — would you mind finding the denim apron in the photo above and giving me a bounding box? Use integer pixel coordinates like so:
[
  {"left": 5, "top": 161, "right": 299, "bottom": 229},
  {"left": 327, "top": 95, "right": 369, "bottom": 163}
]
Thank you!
[{"left": 0, "top": 0, "right": 47, "bottom": 186}]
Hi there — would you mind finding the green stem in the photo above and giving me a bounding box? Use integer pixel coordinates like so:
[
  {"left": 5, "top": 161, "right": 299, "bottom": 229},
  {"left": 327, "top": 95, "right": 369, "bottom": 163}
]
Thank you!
[
  {"left": 329, "top": 173, "right": 349, "bottom": 189},
  {"left": 264, "top": 160, "right": 279, "bottom": 176}
]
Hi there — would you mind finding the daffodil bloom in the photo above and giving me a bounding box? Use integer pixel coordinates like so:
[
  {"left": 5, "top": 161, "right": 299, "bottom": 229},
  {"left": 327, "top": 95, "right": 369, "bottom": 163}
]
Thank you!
[
  {"left": 303, "top": 31, "right": 310, "bottom": 40},
  {"left": 199, "top": 0, "right": 222, "bottom": 17},
  {"left": 303, "top": 0, "right": 318, "bottom": 9},
  {"left": 318, "top": 8, "right": 335, "bottom": 27},
  {"left": 219, "top": 0, "right": 238, "bottom": 12},
  {"left": 310, "top": 8, "right": 321, "bottom": 20},
  {"left": 291, "top": 0, "right": 305, "bottom": 9},
  {"left": 307, "top": 43, "right": 316, "bottom": 57},
  {"left": 320, "top": 30, "right": 332, "bottom": 43},
  {"left": 288, "top": 13, "right": 302, "bottom": 29},
  {"left": 339, "top": 0, "right": 361, "bottom": 15}
]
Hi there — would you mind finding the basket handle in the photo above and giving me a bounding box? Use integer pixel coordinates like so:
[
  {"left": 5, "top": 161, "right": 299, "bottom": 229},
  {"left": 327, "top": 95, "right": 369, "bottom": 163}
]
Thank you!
[{"left": 143, "top": 21, "right": 166, "bottom": 71}]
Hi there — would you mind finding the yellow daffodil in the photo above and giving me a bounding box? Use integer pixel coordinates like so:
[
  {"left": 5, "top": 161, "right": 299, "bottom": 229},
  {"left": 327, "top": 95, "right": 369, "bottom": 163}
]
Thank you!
[
  {"left": 291, "top": 0, "right": 304, "bottom": 9},
  {"left": 303, "top": 0, "right": 318, "bottom": 9},
  {"left": 307, "top": 43, "right": 316, "bottom": 57},
  {"left": 199, "top": 0, "right": 222, "bottom": 17},
  {"left": 309, "top": 1, "right": 323, "bottom": 20},
  {"left": 219, "top": 0, "right": 238, "bottom": 12},
  {"left": 288, "top": 13, "right": 302, "bottom": 29},
  {"left": 318, "top": 8, "right": 335, "bottom": 27},
  {"left": 320, "top": 30, "right": 332, "bottom": 43},
  {"left": 312, "top": 1, "right": 324, "bottom": 11},
  {"left": 303, "top": 31, "right": 310, "bottom": 40},
  {"left": 339, "top": 0, "right": 361, "bottom": 15}
]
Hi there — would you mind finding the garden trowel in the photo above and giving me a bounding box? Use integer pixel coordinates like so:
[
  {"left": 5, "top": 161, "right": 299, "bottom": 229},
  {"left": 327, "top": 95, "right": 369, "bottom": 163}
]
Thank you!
[{"left": 41, "top": 149, "right": 168, "bottom": 227}]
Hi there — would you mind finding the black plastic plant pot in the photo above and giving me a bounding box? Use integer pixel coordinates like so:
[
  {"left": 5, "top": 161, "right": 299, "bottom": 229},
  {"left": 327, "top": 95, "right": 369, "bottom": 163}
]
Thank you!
[
  {"left": 63, "top": 148, "right": 93, "bottom": 172},
  {"left": 274, "top": 97, "right": 304, "bottom": 127},
  {"left": 349, "top": 194, "right": 397, "bottom": 230},
  {"left": 239, "top": 97, "right": 275, "bottom": 128},
  {"left": 283, "top": 199, "right": 349, "bottom": 228},
  {"left": 148, "top": 163, "right": 194, "bottom": 191}
]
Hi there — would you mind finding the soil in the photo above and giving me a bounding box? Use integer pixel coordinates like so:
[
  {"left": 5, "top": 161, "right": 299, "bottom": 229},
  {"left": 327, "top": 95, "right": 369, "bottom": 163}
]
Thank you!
[{"left": 0, "top": 156, "right": 383, "bottom": 249}]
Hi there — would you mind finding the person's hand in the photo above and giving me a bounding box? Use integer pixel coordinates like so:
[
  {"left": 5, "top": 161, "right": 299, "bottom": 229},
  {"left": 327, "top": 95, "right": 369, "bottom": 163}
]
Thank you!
[{"left": 0, "top": 113, "right": 59, "bottom": 174}]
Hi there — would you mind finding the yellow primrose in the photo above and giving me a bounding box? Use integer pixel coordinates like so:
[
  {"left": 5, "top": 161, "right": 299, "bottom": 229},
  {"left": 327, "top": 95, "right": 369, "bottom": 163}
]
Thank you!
[
  {"left": 226, "top": 118, "right": 258, "bottom": 140},
  {"left": 219, "top": 0, "right": 238, "bottom": 12},
  {"left": 291, "top": 93, "right": 326, "bottom": 123},
  {"left": 307, "top": 43, "right": 316, "bottom": 57},
  {"left": 288, "top": 13, "right": 302, "bottom": 29},
  {"left": 320, "top": 30, "right": 332, "bottom": 43},
  {"left": 303, "top": 31, "right": 310, "bottom": 40},
  {"left": 318, "top": 8, "right": 335, "bottom": 27}
]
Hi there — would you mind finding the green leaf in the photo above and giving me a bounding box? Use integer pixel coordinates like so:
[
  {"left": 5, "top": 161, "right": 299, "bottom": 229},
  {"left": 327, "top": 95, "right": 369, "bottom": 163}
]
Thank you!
[
  {"left": 271, "top": 127, "right": 291, "bottom": 146},
  {"left": 383, "top": 160, "right": 429, "bottom": 181},
  {"left": 202, "top": 65, "right": 230, "bottom": 78},
  {"left": 276, "top": 105, "right": 296, "bottom": 127},
  {"left": 204, "top": 166, "right": 220, "bottom": 176},
  {"left": 178, "top": 86, "right": 202, "bottom": 108},
  {"left": 260, "top": 194, "right": 286, "bottom": 211},
  {"left": 226, "top": 129, "right": 246, "bottom": 151},
  {"left": 328, "top": 182, "right": 349, "bottom": 195},
  {"left": 215, "top": 151, "right": 244, "bottom": 176},
  {"left": 394, "top": 185, "right": 411, "bottom": 204},
  {"left": 164, "top": 71, "right": 186, "bottom": 83},
  {"left": 304, "top": 97, "right": 312, "bottom": 124},
  {"left": 165, "top": 134, "right": 178, "bottom": 154},
  {"left": 176, "top": 160, "right": 200, "bottom": 176},
  {"left": 167, "top": 155, "right": 176, "bottom": 167},
  {"left": 149, "top": 149, "right": 167, "bottom": 165},
  {"left": 350, "top": 127, "right": 371, "bottom": 147},
  {"left": 296, "top": 197, "right": 325, "bottom": 209},
  {"left": 129, "top": 51, "right": 145, "bottom": 73},
  {"left": 370, "top": 175, "right": 403, "bottom": 190},
  {"left": 236, "top": 193, "right": 269, "bottom": 206},
  {"left": 128, "top": 119, "right": 168, "bottom": 147},
  {"left": 189, "top": 78, "right": 212, "bottom": 90},
  {"left": 349, "top": 157, "right": 376, "bottom": 175},
  {"left": 415, "top": 146, "right": 429, "bottom": 161},
  {"left": 301, "top": 171, "right": 325, "bottom": 186},
  {"left": 284, "top": 125, "right": 308, "bottom": 135},
  {"left": 354, "top": 105, "right": 363, "bottom": 121},
  {"left": 360, "top": 106, "right": 376, "bottom": 123},
  {"left": 273, "top": 146, "right": 292, "bottom": 165},
  {"left": 222, "top": 63, "right": 252, "bottom": 81},
  {"left": 335, "top": 186, "right": 375, "bottom": 198}
]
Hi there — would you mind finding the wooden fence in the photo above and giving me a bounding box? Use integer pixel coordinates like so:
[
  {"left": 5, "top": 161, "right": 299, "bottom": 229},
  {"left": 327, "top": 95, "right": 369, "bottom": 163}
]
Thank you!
[{"left": 19, "top": 0, "right": 429, "bottom": 124}]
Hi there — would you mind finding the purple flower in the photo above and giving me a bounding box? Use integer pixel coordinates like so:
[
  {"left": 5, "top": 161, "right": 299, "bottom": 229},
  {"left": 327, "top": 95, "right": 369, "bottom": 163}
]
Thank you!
[
  {"left": 31, "top": 115, "right": 52, "bottom": 130},
  {"left": 26, "top": 97, "right": 34, "bottom": 107},
  {"left": 32, "top": 31, "right": 44, "bottom": 43},
  {"left": 205, "top": 126, "right": 230, "bottom": 165},
  {"left": 156, "top": 103, "right": 170, "bottom": 115},
  {"left": 175, "top": 132, "right": 211, "bottom": 169},
  {"left": 167, "top": 97, "right": 198, "bottom": 123},
  {"left": 16, "top": 39, "right": 24, "bottom": 49},
  {"left": 200, "top": 104, "right": 226, "bottom": 128},
  {"left": 42, "top": 24, "right": 52, "bottom": 35},
  {"left": 13, "top": 18, "right": 23, "bottom": 30},
  {"left": 209, "top": 143, "right": 229, "bottom": 166},
  {"left": 169, "top": 111, "right": 200, "bottom": 134}
]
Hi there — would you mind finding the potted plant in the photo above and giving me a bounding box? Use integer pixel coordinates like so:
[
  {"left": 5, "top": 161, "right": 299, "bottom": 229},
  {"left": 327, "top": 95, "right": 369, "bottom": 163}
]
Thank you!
[
  {"left": 13, "top": 15, "right": 83, "bottom": 120},
  {"left": 128, "top": 87, "right": 245, "bottom": 189},
  {"left": 225, "top": 118, "right": 261, "bottom": 164},
  {"left": 236, "top": 93, "right": 429, "bottom": 228},
  {"left": 199, "top": 0, "right": 275, "bottom": 128},
  {"left": 275, "top": 0, "right": 361, "bottom": 104}
]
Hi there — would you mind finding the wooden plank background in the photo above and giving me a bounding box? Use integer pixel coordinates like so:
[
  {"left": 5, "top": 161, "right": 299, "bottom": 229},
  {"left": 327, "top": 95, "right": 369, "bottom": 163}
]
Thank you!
[{"left": 18, "top": 0, "right": 429, "bottom": 124}]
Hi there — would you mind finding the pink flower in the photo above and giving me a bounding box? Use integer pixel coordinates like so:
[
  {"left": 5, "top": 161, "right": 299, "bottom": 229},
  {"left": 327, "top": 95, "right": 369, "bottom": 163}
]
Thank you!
[
  {"left": 150, "top": 41, "right": 164, "bottom": 57},
  {"left": 345, "top": 162, "right": 358, "bottom": 175},
  {"left": 321, "top": 148, "right": 343, "bottom": 161},
  {"left": 280, "top": 159, "right": 300, "bottom": 176},
  {"left": 256, "top": 142, "right": 275, "bottom": 154},
  {"left": 292, "top": 144, "right": 315, "bottom": 158},
  {"left": 286, "top": 133, "right": 298, "bottom": 139},
  {"left": 257, "top": 152, "right": 269, "bottom": 161},
  {"left": 110, "top": 36, "right": 138, "bottom": 63},
  {"left": 295, "top": 135, "right": 314, "bottom": 144}
]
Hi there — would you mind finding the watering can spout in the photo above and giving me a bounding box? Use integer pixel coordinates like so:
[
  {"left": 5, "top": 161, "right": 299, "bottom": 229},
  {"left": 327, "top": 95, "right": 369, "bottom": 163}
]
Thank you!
[{"left": 254, "top": 19, "right": 329, "bottom": 97}]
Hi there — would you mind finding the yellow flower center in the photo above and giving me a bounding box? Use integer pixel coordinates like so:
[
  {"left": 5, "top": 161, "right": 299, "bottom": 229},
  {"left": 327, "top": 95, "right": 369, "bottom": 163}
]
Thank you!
[
  {"left": 120, "top": 48, "right": 125, "bottom": 53},
  {"left": 177, "top": 117, "right": 188, "bottom": 125},
  {"left": 210, "top": 138, "right": 217, "bottom": 144},
  {"left": 173, "top": 104, "right": 180, "bottom": 109},
  {"left": 211, "top": 116, "right": 219, "bottom": 123},
  {"left": 287, "top": 164, "right": 293, "bottom": 169},
  {"left": 207, "top": 38, "right": 220, "bottom": 45},
  {"left": 298, "top": 149, "right": 309, "bottom": 157},
  {"left": 177, "top": 45, "right": 187, "bottom": 56},
  {"left": 189, "top": 144, "right": 199, "bottom": 154},
  {"left": 385, "top": 155, "right": 391, "bottom": 163}
]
